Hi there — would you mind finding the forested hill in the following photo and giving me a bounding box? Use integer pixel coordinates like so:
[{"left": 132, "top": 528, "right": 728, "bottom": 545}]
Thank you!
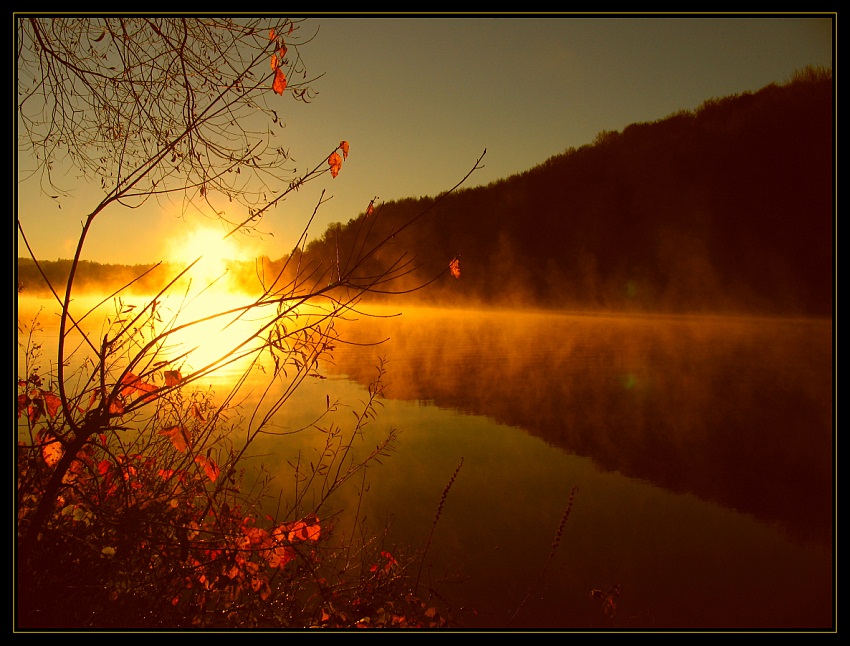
[
  {"left": 304, "top": 67, "right": 834, "bottom": 316},
  {"left": 18, "top": 68, "right": 833, "bottom": 317}
]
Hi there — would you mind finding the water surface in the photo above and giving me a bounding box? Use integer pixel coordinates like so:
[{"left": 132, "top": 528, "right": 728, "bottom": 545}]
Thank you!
[
  {"left": 16, "top": 297, "right": 834, "bottom": 629},
  {"left": 320, "top": 306, "right": 834, "bottom": 628}
]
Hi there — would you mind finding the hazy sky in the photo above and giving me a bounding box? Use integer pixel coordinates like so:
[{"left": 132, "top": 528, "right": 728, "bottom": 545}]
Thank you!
[{"left": 16, "top": 14, "right": 834, "bottom": 265}]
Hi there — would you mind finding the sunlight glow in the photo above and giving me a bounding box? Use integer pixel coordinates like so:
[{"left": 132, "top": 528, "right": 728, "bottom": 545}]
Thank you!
[{"left": 165, "top": 226, "right": 237, "bottom": 282}]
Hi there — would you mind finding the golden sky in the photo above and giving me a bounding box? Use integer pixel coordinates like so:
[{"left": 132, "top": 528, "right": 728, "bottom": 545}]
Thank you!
[{"left": 16, "top": 14, "right": 834, "bottom": 266}]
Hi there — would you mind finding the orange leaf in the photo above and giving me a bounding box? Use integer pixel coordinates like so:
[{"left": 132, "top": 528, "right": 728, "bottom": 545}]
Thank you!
[
  {"left": 340, "top": 140, "right": 349, "bottom": 160},
  {"left": 164, "top": 370, "right": 182, "bottom": 387},
  {"left": 42, "top": 392, "right": 61, "bottom": 417},
  {"left": 248, "top": 526, "right": 269, "bottom": 543},
  {"left": 41, "top": 434, "right": 63, "bottom": 467},
  {"left": 119, "top": 372, "right": 139, "bottom": 397},
  {"left": 273, "top": 68, "right": 287, "bottom": 95},
  {"left": 120, "top": 372, "right": 157, "bottom": 400},
  {"left": 449, "top": 257, "right": 461, "bottom": 279},
  {"left": 259, "top": 581, "right": 272, "bottom": 600},
  {"left": 18, "top": 393, "right": 37, "bottom": 423},
  {"left": 73, "top": 392, "right": 93, "bottom": 415},
  {"left": 190, "top": 402, "right": 206, "bottom": 421},
  {"left": 195, "top": 455, "right": 220, "bottom": 482},
  {"left": 303, "top": 517, "right": 321, "bottom": 542},
  {"left": 269, "top": 28, "right": 276, "bottom": 41},
  {"left": 16, "top": 393, "right": 28, "bottom": 418},
  {"left": 293, "top": 515, "right": 321, "bottom": 542},
  {"left": 272, "top": 514, "right": 321, "bottom": 545},
  {"left": 267, "top": 545, "right": 297, "bottom": 569},
  {"left": 270, "top": 53, "right": 278, "bottom": 71},
  {"left": 159, "top": 425, "right": 190, "bottom": 453},
  {"left": 603, "top": 595, "right": 617, "bottom": 617},
  {"left": 328, "top": 152, "right": 342, "bottom": 178}
]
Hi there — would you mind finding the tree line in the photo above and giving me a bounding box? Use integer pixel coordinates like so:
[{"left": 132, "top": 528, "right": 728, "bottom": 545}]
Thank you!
[
  {"left": 19, "top": 66, "right": 833, "bottom": 317},
  {"left": 302, "top": 65, "right": 834, "bottom": 316}
]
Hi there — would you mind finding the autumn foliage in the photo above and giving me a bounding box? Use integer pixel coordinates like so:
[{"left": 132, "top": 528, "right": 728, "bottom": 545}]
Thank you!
[
  {"left": 328, "top": 141, "right": 349, "bottom": 178},
  {"left": 270, "top": 28, "right": 289, "bottom": 95},
  {"left": 16, "top": 17, "right": 473, "bottom": 629},
  {"left": 16, "top": 325, "right": 453, "bottom": 629},
  {"left": 17, "top": 354, "right": 319, "bottom": 627},
  {"left": 449, "top": 257, "right": 461, "bottom": 279}
]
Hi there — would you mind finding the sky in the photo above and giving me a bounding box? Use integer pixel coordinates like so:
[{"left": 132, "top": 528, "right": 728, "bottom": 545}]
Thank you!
[{"left": 16, "top": 13, "right": 835, "bottom": 266}]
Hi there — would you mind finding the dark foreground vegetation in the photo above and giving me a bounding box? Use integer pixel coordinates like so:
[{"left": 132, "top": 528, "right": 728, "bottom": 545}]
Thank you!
[
  {"left": 19, "top": 66, "right": 834, "bottom": 317},
  {"left": 17, "top": 17, "right": 475, "bottom": 631}
]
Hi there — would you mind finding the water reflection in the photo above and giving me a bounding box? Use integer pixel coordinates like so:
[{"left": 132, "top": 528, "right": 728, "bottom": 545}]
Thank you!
[
  {"left": 328, "top": 307, "right": 834, "bottom": 549},
  {"left": 16, "top": 297, "right": 834, "bottom": 628}
]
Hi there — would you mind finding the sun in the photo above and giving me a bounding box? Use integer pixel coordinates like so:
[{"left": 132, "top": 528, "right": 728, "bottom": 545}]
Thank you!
[
  {"left": 167, "top": 225, "right": 238, "bottom": 264},
  {"left": 165, "top": 225, "right": 243, "bottom": 291}
]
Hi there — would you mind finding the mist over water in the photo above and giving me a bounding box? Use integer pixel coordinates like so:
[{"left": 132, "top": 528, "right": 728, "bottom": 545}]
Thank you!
[
  {"left": 17, "top": 294, "right": 834, "bottom": 629},
  {"left": 323, "top": 305, "right": 833, "bottom": 628},
  {"left": 328, "top": 306, "right": 834, "bottom": 548}
]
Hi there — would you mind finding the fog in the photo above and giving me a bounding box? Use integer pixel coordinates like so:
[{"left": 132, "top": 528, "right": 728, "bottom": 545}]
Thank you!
[{"left": 325, "top": 305, "right": 833, "bottom": 547}]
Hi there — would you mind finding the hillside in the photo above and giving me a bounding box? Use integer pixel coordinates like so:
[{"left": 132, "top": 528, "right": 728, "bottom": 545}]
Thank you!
[
  {"left": 18, "top": 67, "right": 833, "bottom": 317},
  {"left": 302, "top": 66, "right": 834, "bottom": 316}
]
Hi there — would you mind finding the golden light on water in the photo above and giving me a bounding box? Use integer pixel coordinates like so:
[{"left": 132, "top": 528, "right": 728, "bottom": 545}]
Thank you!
[{"left": 163, "top": 293, "right": 266, "bottom": 382}]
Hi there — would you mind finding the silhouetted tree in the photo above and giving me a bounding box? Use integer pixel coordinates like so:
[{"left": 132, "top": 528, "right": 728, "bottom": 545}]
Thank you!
[{"left": 17, "top": 16, "right": 482, "bottom": 628}]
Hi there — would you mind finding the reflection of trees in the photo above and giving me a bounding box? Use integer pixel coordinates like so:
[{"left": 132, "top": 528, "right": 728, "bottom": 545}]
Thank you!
[{"left": 330, "top": 310, "right": 833, "bottom": 547}]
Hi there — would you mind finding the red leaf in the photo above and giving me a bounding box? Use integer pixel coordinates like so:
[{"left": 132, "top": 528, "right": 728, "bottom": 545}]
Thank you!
[
  {"left": 340, "top": 140, "right": 349, "bottom": 160},
  {"left": 273, "top": 68, "right": 287, "bottom": 95}
]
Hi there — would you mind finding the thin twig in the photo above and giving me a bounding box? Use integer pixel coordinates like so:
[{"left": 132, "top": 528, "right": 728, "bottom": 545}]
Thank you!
[
  {"left": 415, "top": 457, "right": 464, "bottom": 593},
  {"left": 508, "top": 486, "right": 578, "bottom": 626}
]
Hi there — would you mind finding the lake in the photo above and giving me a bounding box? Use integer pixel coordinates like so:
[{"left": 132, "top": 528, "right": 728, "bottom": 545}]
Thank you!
[{"left": 16, "top": 296, "right": 834, "bottom": 630}]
